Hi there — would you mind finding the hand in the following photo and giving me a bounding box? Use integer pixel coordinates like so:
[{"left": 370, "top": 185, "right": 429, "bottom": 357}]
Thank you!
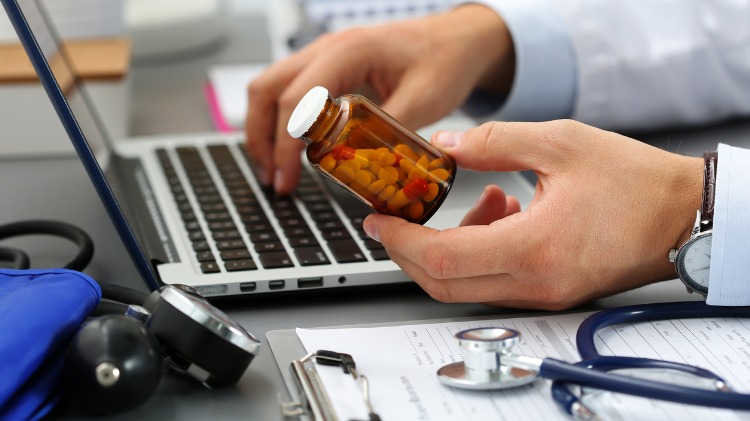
[
  {"left": 363, "top": 120, "right": 704, "bottom": 310},
  {"left": 245, "top": 4, "right": 514, "bottom": 194}
]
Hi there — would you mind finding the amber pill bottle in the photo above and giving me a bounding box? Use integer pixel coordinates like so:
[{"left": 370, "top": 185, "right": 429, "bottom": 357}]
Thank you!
[{"left": 287, "top": 86, "right": 456, "bottom": 224}]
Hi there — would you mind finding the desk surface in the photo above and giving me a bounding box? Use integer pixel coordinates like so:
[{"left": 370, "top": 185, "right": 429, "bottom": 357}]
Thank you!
[{"left": 3, "top": 12, "right": 750, "bottom": 421}]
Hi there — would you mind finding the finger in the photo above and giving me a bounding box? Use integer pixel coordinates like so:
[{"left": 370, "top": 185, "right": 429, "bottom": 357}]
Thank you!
[
  {"left": 245, "top": 50, "right": 319, "bottom": 185},
  {"left": 459, "top": 185, "right": 509, "bottom": 226},
  {"left": 388, "top": 254, "right": 558, "bottom": 306},
  {"left": 430, "top": 120, "right": 584, "bottom": 173},
  {"left": 272, "top": 51, "right": 376, "bottom": 194},
  {"left": 505, "top": 195, "right": 521, "bottom": 216},
  {"left": 363, "top": 213, "right": 529, "bottom": 279}
]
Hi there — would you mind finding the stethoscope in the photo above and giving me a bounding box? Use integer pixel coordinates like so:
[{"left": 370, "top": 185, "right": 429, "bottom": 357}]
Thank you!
[{"left": 438, "top": 301, "right": 750, "bottom": 418}]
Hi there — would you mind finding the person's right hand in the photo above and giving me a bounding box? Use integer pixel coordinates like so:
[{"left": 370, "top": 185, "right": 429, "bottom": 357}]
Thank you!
[
  {"left": 245, "top": 4, "right": 515, "bottom": 194},
  {"left": 363, "top": 120, "right": 705, "bottom": 310}
]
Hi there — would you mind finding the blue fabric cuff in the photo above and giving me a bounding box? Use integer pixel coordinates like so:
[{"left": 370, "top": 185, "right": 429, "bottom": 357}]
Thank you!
[
  {"left": 0, "top": 268, "right": 101, "bottom": 419},
  {"left": 464, "top": 0, "right": 577, "bottom": 122}
]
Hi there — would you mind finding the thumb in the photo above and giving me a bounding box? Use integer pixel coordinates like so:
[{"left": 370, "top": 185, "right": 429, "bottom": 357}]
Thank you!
[{"left": 431, "top": 121, "right": 567, "bottom": 173}]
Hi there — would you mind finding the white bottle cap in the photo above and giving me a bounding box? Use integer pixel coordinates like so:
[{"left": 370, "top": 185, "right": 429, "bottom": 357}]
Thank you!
[{"left": 287, "top": 86, "right": 329, "bottom": 138}]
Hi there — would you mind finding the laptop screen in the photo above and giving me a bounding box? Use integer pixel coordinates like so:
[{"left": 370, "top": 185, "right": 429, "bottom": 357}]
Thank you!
[{"left": 4, "top": 0, "right": 161, "bottom": 289}]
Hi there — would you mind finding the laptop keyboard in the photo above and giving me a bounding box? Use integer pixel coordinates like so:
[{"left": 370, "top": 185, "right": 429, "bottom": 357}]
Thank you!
[{"left": 156, "top": 143, "right": 389, "bottom": 274}]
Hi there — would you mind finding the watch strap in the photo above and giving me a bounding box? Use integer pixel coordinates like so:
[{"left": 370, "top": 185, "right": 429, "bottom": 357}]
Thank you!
[{"left": 702, "top": 151, "right": 718, "bottom": 231}]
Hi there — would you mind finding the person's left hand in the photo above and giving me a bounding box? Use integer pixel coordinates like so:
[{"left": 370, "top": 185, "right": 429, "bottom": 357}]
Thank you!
[{"left": 362, "top": 120, "right": 703, "bottom": 310}]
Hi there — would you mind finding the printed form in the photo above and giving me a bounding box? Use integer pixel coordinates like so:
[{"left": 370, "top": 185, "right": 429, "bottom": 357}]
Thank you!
[{"left": 296, "top": 312, "right": 750, "bottom": 420}]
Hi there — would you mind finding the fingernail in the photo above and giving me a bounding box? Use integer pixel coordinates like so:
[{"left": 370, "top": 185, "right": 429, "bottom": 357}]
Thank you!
[
  {"left": 476, "top": 187, "right": 489, "bottom": 205},
  {"left": 273, "top": 169, "right": 285, "bottom": 192},
  {"left": 364, "top": 220, "right": 380, "bottom": 242},
  {"left": 433, "top": 131, "right": 464, "bottom": 148}
]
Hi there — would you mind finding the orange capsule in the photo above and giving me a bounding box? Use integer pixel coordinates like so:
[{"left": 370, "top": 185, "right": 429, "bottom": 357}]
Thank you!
[
  {"left": 428, "top": 158, "right": 445, "bottom": 169},
  {"left": 416, "top": 155, "right": 430, "bottom": 171},
  {"left": 394, "top": 144, "right": 418, "bottom": 161},
  {"left": 428, "top": 168, "right": 450, "bottom": 184},
  {"left": 332, "top": 144, "right": 355, "bottom": 160},
  {"left": 368, "top": 179, "right": 386, "bottom": 194},
  {"left": 403, "top": 179, "right": 428, "bottom": 199},
  {"left": 340, "top": 159, "right": 361, "bottom": 171},
  {"left": 377, "top": 185, "right": 396, "bottom": 201},
  {"left": 423, "top": 183, "right": 439, "bottom": 201},
  {"left": 369, "top": 161, "right": 383, "bottom": 177},
  {"left": 334, "top": 165, "right": 355, "bottom": 184},
  {"left": 356, "top": 148, "right": 379, "bottom": 160},
  {"left": 353, "top": 169, "right": 374, "bottom": 188},
  {"left": 407, "top": 166, "right": 428, "bottom": 184},
  {"left": 399, "top": 158, "right": 415, "bottom": 174},
  {"left": 387, "top": 189, "right": 410, "bottom": 210},
  {"left": 407, "top": 200, "right": 424, "bottom": 221},
  {"left": 377, "top": 151, "right": 397, "bottom": 167},
  {"left": 378, "top": 166, "right": 399, "bottom": 185},
  {"left": 320, "top": 155, "right": 337, "bottom": 173}
]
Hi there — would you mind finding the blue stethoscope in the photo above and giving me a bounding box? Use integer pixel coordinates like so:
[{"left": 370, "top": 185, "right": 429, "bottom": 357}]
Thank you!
[{"left": 437, "top": 301, "right": 750, "bottom": 417}]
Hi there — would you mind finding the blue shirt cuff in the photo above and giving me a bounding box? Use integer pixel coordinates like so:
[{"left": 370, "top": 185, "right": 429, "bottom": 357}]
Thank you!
[{"left": 463, "top": 0, "right": 576, "bottom": 122}]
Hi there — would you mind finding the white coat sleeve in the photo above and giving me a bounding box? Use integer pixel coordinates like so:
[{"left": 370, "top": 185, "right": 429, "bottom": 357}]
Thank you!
[
  {"left": 470, "top": 0, "right": 750, "bottom": 131},
  {"left": 708, "top": 144, "right": 750, "bottom": 306}
]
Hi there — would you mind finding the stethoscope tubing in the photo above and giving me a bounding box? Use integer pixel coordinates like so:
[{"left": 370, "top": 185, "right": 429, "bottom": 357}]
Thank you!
[
  {"left": 541, "top": 358, "right": 750, "bottom": 410},
  {"left": 547, "top": 301, "right": 750, "bottom": 413},
  {"left": 576, "top": 301, "right": 750, "bottom": 359}
]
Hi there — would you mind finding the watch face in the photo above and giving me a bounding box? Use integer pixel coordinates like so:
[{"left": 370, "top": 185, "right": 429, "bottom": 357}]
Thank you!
[{"left": 676, "top": 233, "right": 712, "bottom": 294}]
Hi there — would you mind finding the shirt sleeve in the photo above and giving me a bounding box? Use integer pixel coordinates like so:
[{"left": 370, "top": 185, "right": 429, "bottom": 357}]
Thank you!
[
  {"left": 462, "top": 0, "right": 576, "bottom": 123},
  {"left": 707, "top": 144, "right": 750, "bottom": 306},
  {"left": 555, "top": 0, "right": 750, "bottom": 131},
  {"left": 467, "top": 0, "right": 750, "bottom": 131}
]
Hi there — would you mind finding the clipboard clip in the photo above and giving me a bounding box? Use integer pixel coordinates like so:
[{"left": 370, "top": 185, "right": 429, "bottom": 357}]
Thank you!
[{"left": 280, "top": 350, "right": 381, "bottom": 421}]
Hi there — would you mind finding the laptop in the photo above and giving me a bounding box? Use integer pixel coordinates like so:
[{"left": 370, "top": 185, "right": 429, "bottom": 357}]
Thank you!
[{"left": 2, "top": 0, "right": 534, "bottom": 298}]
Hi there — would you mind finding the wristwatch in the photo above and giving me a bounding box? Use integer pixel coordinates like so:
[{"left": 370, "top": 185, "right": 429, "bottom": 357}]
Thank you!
[{"left": 668, "top": 151, "right": 718, "bottom": 295}]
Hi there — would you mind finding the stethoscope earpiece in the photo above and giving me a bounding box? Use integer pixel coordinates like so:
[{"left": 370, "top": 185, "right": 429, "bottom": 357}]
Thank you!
[{"left": 62, "top": 314, "right": 162, "bottom": 415}]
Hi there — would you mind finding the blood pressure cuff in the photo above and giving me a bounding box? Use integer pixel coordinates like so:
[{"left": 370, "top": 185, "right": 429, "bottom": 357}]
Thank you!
[{"left": 0, "top": 268, "right": 101, "bottom": 420}]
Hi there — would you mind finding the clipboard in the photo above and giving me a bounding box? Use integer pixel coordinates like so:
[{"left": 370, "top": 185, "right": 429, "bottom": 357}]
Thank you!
[{"left": 266, "top": 314, "right": 530, "bottom": 421}]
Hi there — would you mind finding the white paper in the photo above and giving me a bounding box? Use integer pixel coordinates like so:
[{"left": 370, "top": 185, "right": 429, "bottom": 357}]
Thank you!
[
  {"left": 297, "top": 312, "right": 750, "bottom": 420},
  {"left": 207, "top": 63, "right": 267, "bottom": 127}
]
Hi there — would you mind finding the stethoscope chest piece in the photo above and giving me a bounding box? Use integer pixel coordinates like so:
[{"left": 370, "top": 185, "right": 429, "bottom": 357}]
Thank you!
[{"left": 437, "top": 327, "right": 537, "bottom": 390}]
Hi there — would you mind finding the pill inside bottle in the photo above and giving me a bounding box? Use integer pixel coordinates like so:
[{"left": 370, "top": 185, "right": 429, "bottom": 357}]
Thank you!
[{"left": 287, "top": 86, "right": 456, "bottom": 224}]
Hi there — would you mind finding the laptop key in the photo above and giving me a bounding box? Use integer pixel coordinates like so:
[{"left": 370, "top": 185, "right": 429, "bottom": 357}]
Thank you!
[
  {"left": 321, "top": 229, "right": 351, "bottom": 241},
  {"left": 284, "top": 227, "right": 313, "bottom": 238},
  {"left": 192, "top": 241, "right": 210, "bottom": 252},
  {"left": 195, "top": 251, "right": 215, "bottom": 262},
  {"left": 212, "top": 230, "right": 241, "bottom": 241},
  {"left": 200, "top": 261, "right": 221, "bottom": 273},
  {"left": 317, "top": 220, "right": 344, "bottom": 231},
  {"left": 255, "top": 241, "right": 284, "bottom": 253},
  {"left": 249, "top": 231, "right": 279, "bottom": 243},
  {"left": 220, "top": 249, "right": 252, "bottom": 260},
  {"left": 245, "top": 222, "right": 274, "bottom": 233},
  {"left": 216, "top": 240, "right": 246, "bottom": 250},
  {"left": 370, "top": 249, "right": 391, "bottom": 261},
  {"left": 294, "top": 246, "right": 330, "bottom": 266},
  {"left": 205, "top": 212, "right": 232, "bottom": 222},
  {"left": 208, "top": 221, "right": 236, "bottom": 231},
  {"left": 258, "top": 251, "right": 294, "bottom": 269},
  {"left": 327, "top": 239, "right": 367, "bottom": 263},
  {"left": 188, "top": 231, "right": 206, "bottom": 242},
  {"left": 225, "top": 259, "right": 258, "bottom": 272},
  {"left": 288, "top": 237, "right": 319, "bottom": 248},
  {"left": 363, "top": 239, "right": 385, "bottom": 250}
]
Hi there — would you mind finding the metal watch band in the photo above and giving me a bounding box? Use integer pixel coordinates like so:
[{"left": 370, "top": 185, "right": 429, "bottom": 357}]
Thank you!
[{"left": 701, "top": 151, "right": 718, "bottom": 231}]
